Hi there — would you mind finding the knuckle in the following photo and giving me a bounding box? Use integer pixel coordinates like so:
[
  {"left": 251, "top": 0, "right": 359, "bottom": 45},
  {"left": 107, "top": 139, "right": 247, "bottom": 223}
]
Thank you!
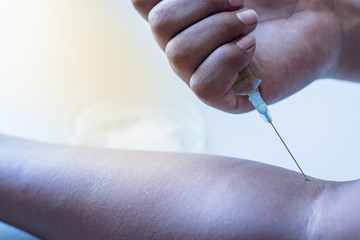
[
  {"left": 131, "top": 0, "right": 150, "bottom": 15},
  {"left": 131, "top": 0, "right": 142, "bottom": 9},
  {"left": 190, "top": 75, "right": 222, "bottom": 102},
  {"left": 165, "top": 39, "right": 190, "bottom": 70},
  {"left": 190, "top": 77, "right": 210, "bottom": 100},
  {"left": 148, "top": 6, "right": 170, "bottom": 35}
]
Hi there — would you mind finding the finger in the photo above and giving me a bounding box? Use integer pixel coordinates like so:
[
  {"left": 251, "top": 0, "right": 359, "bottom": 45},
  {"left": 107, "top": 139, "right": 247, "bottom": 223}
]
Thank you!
[
  {"left": 190, "top": 36, "right": 256, "bottom": 113},
  {"left": 131, "top": 0, "right": 162, "bottom": 20},
  {"left": 149, "top": 0, "right": 244, "bottom": 49},
  {"left": 166, "top": 9, "right": 258, "bottom": 81}
]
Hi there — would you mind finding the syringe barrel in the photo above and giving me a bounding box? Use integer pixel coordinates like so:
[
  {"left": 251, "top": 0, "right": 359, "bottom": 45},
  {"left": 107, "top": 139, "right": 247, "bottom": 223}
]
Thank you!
[
  {"left": 233, "top": 66, "right": 272, "bottom": 123},
  {"left": 233, "top": 66, "right": 261, "bottom": 96}
]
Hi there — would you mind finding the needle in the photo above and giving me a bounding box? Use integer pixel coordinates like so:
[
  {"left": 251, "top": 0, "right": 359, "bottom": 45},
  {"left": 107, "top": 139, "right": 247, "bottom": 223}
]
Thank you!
[
  {"left": 246, "top": 91, "right": 309, "bottom": 181},
  {"left": 269, "top": 121, "right": 310, "bottom": 181}
]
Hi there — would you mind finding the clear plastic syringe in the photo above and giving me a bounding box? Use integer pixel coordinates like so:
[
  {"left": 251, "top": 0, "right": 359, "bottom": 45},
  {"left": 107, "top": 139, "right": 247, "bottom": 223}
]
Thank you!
[{"left": 233, "top": 66, "right": 309, "bottom": 181}]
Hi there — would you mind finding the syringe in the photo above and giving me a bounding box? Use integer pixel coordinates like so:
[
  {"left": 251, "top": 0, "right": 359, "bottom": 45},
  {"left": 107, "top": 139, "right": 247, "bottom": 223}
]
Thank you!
[{"left": 233, "top": 66, "right": 309, "bottom": 181}]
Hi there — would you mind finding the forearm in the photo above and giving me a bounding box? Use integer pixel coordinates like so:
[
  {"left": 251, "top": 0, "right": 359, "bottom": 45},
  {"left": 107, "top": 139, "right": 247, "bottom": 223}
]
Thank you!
[
  {"left": 0, "top": 135, "right": 342, "bottom": 239},
  {"left": 332, "top": 0, "right": 360, "bottom": 81}
]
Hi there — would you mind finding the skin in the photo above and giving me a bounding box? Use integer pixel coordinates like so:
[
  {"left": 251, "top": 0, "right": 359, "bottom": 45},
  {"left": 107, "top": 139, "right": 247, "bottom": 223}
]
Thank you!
[
  {"left": 0, "top": 134, "right": 359, "bottom": 239},
  {"left": 131, "top": 0, "right": 360, "bottom": 113}
]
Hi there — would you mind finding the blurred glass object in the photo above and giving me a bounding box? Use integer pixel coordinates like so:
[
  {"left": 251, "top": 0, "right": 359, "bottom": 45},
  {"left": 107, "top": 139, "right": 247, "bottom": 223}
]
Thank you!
[
  {"left": 72, "top": 96, "right": 206, "bottom": 153},
  {"left": 0, "top": 0, "right": 188, "bottom": 144}
]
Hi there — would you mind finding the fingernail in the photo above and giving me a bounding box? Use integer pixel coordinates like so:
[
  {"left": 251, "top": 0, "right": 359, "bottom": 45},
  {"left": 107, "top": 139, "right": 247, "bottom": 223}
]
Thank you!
[
  {"left": 236, "top": 9, "right": 258, "bottom": 25},
  {"left": 236, "top": 35, "right": 256, "bottom": 50},
  {"left": 229, "top": 0, "right": 243, "bottom": 8}
]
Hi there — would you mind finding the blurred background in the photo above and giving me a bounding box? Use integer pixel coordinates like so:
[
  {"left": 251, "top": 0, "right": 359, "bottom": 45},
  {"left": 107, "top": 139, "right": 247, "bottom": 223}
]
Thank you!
[{"left": 1, "top": 0, "right": 360, "bottom": 238}]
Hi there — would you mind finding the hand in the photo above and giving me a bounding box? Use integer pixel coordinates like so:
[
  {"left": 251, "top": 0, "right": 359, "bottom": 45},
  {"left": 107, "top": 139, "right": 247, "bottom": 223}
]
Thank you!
[{"left": 132, "top": 0, "right": 342, "bottom": 113}]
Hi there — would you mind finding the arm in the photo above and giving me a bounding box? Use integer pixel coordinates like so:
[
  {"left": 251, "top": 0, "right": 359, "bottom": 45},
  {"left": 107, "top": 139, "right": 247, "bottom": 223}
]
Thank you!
[{"left": 0, "top": 135, "right": 358, "bottom": 240}]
